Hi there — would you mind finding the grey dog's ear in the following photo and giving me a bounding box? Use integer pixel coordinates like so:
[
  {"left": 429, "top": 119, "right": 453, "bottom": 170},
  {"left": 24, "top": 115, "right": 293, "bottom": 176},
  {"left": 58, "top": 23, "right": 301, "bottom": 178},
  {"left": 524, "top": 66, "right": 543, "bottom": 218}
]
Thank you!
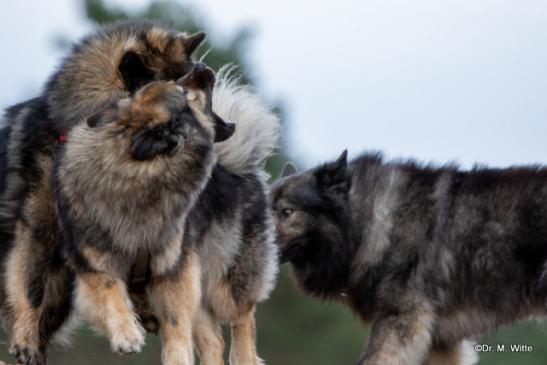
[
  {"left": 280, "top": 162, "right": 298, "bottom": 178},
  {"left": 316, "top": 150, "right": 350, "bottom": 194}
]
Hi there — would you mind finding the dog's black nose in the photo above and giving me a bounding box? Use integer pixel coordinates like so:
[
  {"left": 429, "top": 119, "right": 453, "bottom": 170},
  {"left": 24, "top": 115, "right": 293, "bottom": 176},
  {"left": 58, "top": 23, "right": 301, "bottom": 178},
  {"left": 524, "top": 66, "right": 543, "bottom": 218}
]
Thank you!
[
  {"left": 224, "top": 122, "right": 236, "bottom": 135},
  {"left": 214, "top": 120, "right": 235, "bottom": 143},
  {"left": 212, "top": 111, "right": 235, "bottom": 142}
]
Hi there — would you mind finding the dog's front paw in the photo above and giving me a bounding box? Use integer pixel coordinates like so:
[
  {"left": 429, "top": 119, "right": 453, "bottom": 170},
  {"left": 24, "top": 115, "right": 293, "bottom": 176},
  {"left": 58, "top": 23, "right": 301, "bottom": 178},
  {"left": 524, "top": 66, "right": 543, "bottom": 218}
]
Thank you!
[
  {"left": 9, "top": 342, "right": 46, "bottom": 365},
  {"left": 109, "top": 318, "right": 146, "bottom": 354}
]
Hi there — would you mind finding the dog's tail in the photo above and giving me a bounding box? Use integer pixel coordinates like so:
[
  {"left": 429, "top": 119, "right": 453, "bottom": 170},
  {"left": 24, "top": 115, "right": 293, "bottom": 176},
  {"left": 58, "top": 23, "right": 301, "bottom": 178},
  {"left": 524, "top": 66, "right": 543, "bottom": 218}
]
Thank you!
[{"left": 212, "top": 65, "right": 281, "bottom": 176}]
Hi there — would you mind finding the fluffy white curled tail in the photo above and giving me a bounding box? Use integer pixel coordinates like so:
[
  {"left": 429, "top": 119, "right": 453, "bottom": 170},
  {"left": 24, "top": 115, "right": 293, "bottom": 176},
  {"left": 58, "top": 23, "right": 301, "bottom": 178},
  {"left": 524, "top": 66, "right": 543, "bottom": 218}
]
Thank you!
[{"left": 212, "top": 65, "right": 281, "bottom": 175}]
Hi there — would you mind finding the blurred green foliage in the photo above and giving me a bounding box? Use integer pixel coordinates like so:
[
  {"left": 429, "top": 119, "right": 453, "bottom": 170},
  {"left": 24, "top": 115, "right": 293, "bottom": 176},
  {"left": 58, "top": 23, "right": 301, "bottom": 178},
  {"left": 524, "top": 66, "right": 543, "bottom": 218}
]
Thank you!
[{"left": 2, "top": 1, "right": 547, "bottom": 364}]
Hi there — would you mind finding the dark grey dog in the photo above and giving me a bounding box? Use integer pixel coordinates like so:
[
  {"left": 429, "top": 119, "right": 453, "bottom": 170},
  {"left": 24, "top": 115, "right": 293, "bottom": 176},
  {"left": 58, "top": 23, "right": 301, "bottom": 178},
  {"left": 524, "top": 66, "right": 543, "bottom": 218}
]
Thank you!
[{"left": 272, "top": 150, "right": 547, "bottom": 365}]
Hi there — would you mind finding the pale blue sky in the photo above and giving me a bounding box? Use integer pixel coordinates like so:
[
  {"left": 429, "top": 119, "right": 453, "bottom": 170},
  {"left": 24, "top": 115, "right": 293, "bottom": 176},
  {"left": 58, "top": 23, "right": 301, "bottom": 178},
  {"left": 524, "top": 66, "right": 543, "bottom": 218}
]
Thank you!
[{"left": 1, "top": 0, "right": 547, "bottom": 168}]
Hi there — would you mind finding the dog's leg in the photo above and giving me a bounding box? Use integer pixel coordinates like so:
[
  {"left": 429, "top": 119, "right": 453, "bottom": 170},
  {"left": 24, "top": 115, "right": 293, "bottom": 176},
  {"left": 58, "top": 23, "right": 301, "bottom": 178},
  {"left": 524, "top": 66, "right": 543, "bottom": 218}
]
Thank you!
[
  {"left": 6, "top": 221, "right": 47, "bottom": 365},
  {"left": 37, "top": 267, "right": 74, "bottom": 347},
  {"left": 193, "top": 308, "right": 225, "bottom": 365},
  {"left": 150, "top": 249, "right": 201, "bottom": 365},
  {"left": 7, "top": 235, "right": 71, "bottom": 365},
  {"left": 229, "top": 306, "right": 264, "bottom": 365},
  {"left": 426, "top": 340, "right": 478, "bottom": 365},
  {"left": 357, "top": 304, "right": 434, "bottom": 365},
  {"left": 6, "top": 170, "right": 72, "bottom": 365},
  {"left": 76, "top": 271, "right": 145, "bottom": 354}
]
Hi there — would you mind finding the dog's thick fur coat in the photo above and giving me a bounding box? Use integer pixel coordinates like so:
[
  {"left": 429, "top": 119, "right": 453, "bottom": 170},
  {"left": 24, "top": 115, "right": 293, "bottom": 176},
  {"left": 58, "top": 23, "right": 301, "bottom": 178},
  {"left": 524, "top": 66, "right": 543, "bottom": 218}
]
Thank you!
[
  {"left": 272, "top": 151, "right": 547, "bottom": 365},
  {"left": 0, "top": 21, "right": 207, "bottom": 365},
  {"left": 56, "top": 65, "right": 225, "bottom": 364},
  {"left": 0, "top": 29, "right": 279, "bottom": 363},
  {"left": 184, "top": 68, "right": 280, "bottom": 365},
  {"left": 57, "top": 66, "right": 279, "bottom": 365}
]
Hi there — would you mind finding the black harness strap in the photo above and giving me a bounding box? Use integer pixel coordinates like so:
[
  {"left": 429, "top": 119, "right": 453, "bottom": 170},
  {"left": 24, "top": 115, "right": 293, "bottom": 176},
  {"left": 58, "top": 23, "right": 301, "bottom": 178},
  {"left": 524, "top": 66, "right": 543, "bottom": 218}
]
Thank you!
[{"left": 129, "top": 249, "right": 152, "bottom": 293}]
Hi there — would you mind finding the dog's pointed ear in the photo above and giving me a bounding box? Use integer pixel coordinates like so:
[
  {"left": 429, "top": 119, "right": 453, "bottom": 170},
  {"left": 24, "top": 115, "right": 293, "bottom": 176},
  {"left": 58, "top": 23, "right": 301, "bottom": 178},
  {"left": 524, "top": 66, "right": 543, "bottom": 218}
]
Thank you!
[
  {"left": 87, "top": 104, "right": 118, "bottom": 128},
  {"left": 119, "top": 51, "right": 154, "bottom": 93},
  {"left": 316, "top": 150, "right": 350, "bottom": 194},
  {"left": 280, "top": 162, "right": 298, "bottom": 178},
  {"left": 177, "top": 62, "right": 215, "bottom": 90},
  {"left": 181, "top": 31, "right": 206, "bottom": 56}
]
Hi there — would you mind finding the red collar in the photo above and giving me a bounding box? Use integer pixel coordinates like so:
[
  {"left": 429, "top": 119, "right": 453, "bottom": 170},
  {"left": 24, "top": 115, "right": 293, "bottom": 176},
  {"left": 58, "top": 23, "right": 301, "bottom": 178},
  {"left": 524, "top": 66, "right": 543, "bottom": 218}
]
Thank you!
[{"left": 58, "top": 128, "right": 67, "bottom": 143}]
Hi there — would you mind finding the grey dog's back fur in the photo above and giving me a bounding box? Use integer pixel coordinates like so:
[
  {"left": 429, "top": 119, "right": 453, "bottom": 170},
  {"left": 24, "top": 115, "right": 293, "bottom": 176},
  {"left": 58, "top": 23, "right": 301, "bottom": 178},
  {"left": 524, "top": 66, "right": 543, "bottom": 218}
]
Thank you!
[{"left": 349, "top": 155, "right": 547, "bottom": 312}]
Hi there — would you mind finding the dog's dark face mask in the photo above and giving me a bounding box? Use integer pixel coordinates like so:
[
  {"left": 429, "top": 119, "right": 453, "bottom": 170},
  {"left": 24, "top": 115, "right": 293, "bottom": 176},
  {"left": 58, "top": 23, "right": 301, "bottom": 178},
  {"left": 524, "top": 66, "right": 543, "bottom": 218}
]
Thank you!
[
  {"left": 87, "top": 62, "right": 235, "bottom": 162},
  {"left": 118, "top": 31, "right": 207, "bottom": 93},
  {"left": 129, "top": 112, "right": 189, "bottom": 161},
  {"left": 271, "top": 151, "right": 354, "bottom": 297}
]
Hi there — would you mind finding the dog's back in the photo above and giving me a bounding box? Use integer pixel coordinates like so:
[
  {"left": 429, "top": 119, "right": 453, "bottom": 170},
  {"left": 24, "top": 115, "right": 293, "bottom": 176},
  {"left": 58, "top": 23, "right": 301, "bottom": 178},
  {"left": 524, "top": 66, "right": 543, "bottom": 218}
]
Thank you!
[{"left": 350, "top": 155, "right": 547, "bottom": 310}]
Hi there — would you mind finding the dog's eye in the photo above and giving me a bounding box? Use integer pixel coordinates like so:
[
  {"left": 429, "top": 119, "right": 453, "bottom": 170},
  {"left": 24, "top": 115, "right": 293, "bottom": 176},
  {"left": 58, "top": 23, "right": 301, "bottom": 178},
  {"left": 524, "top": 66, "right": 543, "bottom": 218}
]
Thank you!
[{"left": 280, "top": 208, "right": 294, "bottom": 219}]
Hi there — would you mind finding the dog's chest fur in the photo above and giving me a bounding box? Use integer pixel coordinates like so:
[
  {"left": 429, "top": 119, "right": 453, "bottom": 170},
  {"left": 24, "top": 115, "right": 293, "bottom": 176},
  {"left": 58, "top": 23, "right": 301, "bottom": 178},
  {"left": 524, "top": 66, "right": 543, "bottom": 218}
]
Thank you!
[{"left": 57, "top": 125, "right": 212, "bottom": 255}]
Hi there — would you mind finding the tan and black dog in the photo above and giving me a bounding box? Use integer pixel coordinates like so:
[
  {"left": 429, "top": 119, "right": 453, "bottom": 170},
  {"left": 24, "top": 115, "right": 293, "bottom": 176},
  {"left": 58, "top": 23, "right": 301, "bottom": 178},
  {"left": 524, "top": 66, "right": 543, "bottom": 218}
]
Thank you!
[
  {"left": 0, "top": 21, "right": 206, "bottom": 365},
  {"left": 57, "top": 66, "right": 279, "bottom": 365},
  {"left": 55, "top": 63, "right": 233, "bottom": 365},
  {"left": 56, "top": 66, "right": 280, "bottom": 365},
  {"left": 0, "top": 20, "right": 280, "bottom": 364}
]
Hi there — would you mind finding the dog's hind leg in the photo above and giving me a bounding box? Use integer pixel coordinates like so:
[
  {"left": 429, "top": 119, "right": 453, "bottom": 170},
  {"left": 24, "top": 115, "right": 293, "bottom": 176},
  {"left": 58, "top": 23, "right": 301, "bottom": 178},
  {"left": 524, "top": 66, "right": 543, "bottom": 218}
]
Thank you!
[
  {"left": 76, "top": 271, "right": 145, "bottom": 354},
  {"left": 425, "top": 340, "right": 478, "bottom": 365},
  {"left": 229, "top": 306, "right": 264, "bottom": 365},
  {"left": 357, "top": 302, "right": 435, "bottom": 365},
  {"left": 6, "top": 158, "right": 72, "bottom": 365},
  {"left": 6, "top": 221, "right": 48, "bottom": 365},
  {"left": 150, "top": 248, "right": 201, "bottom": 365},
  {"left": 37, "top": 266, "right": 74, "bottom": 347},
  {"left": 193, "top": 308, "right": 225, "bottom": 365}
]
